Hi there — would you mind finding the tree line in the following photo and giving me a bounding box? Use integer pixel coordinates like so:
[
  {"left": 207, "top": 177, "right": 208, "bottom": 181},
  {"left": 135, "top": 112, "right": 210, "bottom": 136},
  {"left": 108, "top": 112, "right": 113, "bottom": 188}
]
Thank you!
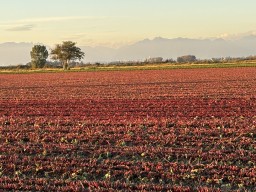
[
  {"left": 29, "top": 41, "right": 256, "bottom": 70},
  {"left": 30, "top": 41, "right": 85, "bottom": 70}
]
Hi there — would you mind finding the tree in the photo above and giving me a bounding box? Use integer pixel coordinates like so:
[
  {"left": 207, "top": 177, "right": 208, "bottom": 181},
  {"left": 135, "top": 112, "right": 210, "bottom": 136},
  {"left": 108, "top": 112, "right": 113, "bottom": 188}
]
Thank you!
[
  {"left": 177, "top": 55, "right": 197, "bottom": 63},
  {"left": 30, "top": 45, "right": 48, "bottom": 68},
  {"left": 51, "top": 41, "right": 85, "bottom": 70}
]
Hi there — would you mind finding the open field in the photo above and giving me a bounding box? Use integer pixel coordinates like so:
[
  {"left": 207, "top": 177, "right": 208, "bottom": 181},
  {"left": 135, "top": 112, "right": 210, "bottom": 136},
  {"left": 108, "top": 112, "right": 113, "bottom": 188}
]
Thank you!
[{"left": 0, "top": 68, "right": 256, "bottom": 191}]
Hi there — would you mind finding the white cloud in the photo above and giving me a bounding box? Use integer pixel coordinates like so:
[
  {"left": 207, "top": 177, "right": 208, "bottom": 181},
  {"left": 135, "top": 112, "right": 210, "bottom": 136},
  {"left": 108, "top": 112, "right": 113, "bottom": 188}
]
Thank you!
[
  {"left": 218, "top": 31, "right": 256, "bottom": 40},
  {"left": 0, "top": 16, "right": 106, "bottom": 26},
  {"left": 6, "top": 24, "right": 35, "bottom": 31}
]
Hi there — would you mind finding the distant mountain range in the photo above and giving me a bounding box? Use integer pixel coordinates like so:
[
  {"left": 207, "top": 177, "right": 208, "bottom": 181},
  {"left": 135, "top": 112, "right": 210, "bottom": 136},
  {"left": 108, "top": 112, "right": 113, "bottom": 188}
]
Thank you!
[
  {"left": 1, "top": 36, "right": 256, "bottom": 66},
  {"left": 0, "top": 42, "right": 34, "bottom": 66}
]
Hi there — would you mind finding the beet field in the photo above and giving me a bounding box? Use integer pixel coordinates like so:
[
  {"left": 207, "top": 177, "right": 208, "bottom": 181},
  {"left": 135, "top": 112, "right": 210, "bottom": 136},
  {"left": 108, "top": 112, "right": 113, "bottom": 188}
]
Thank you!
[{"left": 0, "top": 68, "right": 255, "bottom": 191}]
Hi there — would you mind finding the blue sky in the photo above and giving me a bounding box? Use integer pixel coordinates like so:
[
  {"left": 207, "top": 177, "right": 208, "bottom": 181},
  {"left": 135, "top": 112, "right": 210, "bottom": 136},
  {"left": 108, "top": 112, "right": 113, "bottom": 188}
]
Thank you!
[{"left": 0, "top": 0, "right": 256, "bottom": 47}]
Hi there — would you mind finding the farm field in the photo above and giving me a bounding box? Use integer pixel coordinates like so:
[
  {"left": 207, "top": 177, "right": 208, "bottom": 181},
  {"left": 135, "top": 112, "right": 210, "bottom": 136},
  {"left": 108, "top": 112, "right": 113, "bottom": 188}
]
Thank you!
[{"left": 0, "top": 68, "right": 256, "bottom": 191}]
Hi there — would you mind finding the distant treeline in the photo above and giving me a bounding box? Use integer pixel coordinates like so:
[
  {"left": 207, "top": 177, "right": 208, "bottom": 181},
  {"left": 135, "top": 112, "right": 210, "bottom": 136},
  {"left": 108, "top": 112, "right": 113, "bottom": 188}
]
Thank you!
[{"left": 1, "top": 55, "right": 256, "bottom": 70}]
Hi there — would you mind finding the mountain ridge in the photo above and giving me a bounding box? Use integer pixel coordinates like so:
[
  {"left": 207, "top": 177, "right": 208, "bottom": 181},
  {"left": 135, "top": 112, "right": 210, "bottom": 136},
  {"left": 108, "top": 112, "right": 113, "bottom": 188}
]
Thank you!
[{"left": 0, "top": 36, "right": 256, "bottom": 66}]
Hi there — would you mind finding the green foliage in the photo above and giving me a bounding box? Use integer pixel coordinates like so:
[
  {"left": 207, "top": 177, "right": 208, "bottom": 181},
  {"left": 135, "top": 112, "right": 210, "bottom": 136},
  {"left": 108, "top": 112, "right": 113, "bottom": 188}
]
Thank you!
[
  {"left": 30, "top": 45, "right": 48, "bottom": 68},
  {"left": 51, "top": 41, "right": 85, "bottom": 70},
  {"left": 177, "top": 55, "right": 197, "bottom": 63}
]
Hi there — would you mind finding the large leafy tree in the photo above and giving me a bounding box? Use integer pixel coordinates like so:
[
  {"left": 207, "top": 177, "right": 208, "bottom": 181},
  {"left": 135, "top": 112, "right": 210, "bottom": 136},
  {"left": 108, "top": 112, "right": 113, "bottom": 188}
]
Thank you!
[
  {"left": 51, "top": 41, "right": 85, "bottom": 70},
  {"left": 30, "top": 45, "right": 48, "bottom": 68}
]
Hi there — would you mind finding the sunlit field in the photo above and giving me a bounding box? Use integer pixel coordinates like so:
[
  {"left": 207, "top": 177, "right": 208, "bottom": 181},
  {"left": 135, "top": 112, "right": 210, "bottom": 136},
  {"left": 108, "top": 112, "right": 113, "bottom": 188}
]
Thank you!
[{"left": 0, "top": 68, "right": 255, "bottom": 191}]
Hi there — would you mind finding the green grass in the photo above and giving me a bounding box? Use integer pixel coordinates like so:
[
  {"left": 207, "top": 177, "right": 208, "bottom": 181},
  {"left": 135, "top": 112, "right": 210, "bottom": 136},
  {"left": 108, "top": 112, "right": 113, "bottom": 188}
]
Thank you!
[
  {"left": 1, "top": 62, "right": 256, "bottom": 74},
  {"left": 84, "top": 62, "right": 256, "bottom": 71}
]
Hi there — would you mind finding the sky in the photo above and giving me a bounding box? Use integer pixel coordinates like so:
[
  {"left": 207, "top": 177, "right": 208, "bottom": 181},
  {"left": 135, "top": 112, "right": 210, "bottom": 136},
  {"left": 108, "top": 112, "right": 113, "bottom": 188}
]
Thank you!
[{"left": 0, "top": 0, "right": 256, "bottom": 47}]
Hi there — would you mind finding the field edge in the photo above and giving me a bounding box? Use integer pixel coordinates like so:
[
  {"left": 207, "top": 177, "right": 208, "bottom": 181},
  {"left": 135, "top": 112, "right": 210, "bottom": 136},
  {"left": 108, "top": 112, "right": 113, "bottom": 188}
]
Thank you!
[{"left": 1, "top": 62, "right": 256, "bottom": 74}]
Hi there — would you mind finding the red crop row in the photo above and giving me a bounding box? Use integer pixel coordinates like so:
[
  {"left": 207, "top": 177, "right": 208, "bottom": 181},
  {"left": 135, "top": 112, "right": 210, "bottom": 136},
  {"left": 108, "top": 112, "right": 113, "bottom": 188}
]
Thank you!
[{"left": 0, "top": 68, "right": 256, "bottom": 191}]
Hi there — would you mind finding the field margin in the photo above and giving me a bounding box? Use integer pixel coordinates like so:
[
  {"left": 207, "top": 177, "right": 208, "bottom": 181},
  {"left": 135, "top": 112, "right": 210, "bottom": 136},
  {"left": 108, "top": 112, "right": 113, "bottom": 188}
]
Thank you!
[{"left": 1, "top": 62, "right": 256, "bottom": 74}]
